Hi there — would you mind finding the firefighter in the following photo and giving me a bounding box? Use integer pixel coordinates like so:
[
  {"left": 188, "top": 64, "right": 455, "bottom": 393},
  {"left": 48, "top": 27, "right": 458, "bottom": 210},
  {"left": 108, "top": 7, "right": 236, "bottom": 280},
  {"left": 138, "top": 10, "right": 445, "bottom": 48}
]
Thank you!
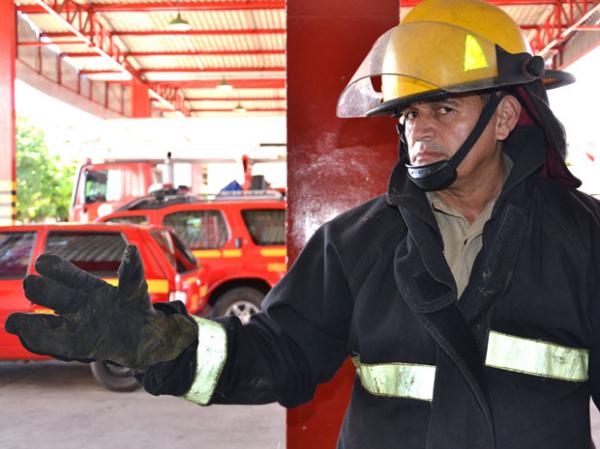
[{"left": 6, "top": 0, "right": 599, "bottom": 447}]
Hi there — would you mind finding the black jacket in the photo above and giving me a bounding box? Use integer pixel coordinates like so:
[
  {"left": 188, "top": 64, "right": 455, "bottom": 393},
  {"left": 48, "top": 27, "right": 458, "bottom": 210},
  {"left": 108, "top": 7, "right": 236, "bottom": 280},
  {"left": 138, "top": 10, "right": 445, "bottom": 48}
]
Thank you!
[{"left": 146, "top": 119, "right": 600, "bottom": 448}]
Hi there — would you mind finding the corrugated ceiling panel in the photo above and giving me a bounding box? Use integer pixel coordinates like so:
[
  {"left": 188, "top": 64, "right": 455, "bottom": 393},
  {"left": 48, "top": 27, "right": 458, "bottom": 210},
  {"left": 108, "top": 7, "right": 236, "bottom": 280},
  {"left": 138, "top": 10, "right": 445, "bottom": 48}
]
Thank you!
[
  {"left": 129, "top": 54, "right": 284, "bottom": 69},
  {"left": 19, "top": 12, "right": 80, "bottom": 33},
  {"left": 90, "top": 0, "right": 256, "bottom": 4},
  {"left": 188, "top": 100, "right": 286, "bottom": 107},
  {"left": 105, "top": 9, "right": 284, "bottom": 31},
  {"left": 142, "top": 70, "right": 285, "bottom": 81},
  {"left": 182, "top": 88, "right": 285, "bottom": 97},
  {"left": 121, "top": 34, "right": 284, "bottom": 52}
]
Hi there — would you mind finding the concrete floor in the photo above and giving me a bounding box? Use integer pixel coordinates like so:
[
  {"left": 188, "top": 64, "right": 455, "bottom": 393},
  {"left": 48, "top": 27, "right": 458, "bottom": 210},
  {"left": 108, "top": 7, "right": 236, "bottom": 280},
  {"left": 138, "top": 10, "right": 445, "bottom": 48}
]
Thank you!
[
  {"left": 0, "top": 361, "right": 285, "bottom": 449},
  {"left": 2, "top": 360, "right": 600, "bottom": 449}
]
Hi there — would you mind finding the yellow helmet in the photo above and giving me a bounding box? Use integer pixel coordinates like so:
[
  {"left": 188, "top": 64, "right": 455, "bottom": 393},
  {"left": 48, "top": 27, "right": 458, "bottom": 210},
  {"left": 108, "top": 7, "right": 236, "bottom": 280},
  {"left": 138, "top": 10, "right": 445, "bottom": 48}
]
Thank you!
[{"left": 337, "top": 0, "right": 574, "bottom": 118}]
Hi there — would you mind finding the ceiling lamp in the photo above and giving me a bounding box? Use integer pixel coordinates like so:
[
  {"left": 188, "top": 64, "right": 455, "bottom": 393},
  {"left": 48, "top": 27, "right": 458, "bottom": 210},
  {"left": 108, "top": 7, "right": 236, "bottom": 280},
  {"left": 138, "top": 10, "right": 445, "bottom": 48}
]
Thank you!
[
  {"left": 234, "top": 102, "right": 246, "bottom": 113},
  {"left": 216, "top": 78, "right": 234, "bottom": 92},
  {"left": 168, "top": 11, "right": 192, "bottom": 32}
]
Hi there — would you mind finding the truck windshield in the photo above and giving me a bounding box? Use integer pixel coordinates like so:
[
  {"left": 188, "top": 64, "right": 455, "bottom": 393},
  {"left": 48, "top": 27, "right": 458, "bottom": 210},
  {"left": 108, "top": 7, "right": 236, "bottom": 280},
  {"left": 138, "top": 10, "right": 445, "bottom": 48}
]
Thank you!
[{"left": 84, "top": 169, "right": 123, "bottom": 203}]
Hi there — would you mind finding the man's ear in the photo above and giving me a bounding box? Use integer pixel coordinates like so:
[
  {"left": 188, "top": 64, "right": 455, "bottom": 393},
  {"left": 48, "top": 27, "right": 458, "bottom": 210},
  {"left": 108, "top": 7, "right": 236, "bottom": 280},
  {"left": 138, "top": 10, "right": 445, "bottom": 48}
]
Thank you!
[{"left": 495, "top": 95, "right": 521, "bottom": 141}]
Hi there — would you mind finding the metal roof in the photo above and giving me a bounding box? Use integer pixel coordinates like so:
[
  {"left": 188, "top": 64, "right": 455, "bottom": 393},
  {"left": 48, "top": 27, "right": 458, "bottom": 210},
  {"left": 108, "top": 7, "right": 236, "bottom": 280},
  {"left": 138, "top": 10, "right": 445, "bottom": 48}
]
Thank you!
[{"left": 15, "top": 0, "right": 600, "bottom": 118}]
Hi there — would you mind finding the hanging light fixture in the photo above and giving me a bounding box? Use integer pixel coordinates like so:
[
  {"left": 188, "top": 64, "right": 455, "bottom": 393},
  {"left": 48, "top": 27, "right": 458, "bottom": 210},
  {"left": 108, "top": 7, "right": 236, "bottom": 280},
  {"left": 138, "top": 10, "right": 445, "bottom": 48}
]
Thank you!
[
  {"left": 234, "top": 102, "right": 246, "bottom": 113},
  {"left": 168, "top": 11, "right": 192, "bottom": 32},
  {"left": 216, "top": 77, "right": 234, "bottom": 92}
]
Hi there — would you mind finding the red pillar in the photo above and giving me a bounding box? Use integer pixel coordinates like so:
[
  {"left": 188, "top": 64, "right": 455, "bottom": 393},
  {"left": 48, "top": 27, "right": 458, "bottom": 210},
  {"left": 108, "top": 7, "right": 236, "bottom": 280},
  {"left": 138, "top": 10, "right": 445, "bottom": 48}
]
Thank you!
[
  {"left": 0, "top": 0, "right": 16, "bottom": 225},
  {"left": 131, "top": 77, "right": 150, "bottom": 118},
  {"left": 286, "top": 1, "right": 398, "bottom": 448}
]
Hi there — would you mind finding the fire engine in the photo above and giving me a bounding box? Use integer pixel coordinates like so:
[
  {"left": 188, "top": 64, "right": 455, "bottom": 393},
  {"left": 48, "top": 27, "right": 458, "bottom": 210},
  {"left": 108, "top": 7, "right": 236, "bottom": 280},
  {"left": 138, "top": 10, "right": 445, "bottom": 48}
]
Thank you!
[{"left": 69, "top": 152, "right": 285, "bottom": 222}]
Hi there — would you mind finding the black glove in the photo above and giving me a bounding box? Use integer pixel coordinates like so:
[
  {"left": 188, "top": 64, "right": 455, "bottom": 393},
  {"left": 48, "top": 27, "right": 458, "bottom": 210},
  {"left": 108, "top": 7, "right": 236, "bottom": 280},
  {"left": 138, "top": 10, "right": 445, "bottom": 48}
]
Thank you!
[{"left": 5, "top": 245, "right": 197, "bottom": 371}]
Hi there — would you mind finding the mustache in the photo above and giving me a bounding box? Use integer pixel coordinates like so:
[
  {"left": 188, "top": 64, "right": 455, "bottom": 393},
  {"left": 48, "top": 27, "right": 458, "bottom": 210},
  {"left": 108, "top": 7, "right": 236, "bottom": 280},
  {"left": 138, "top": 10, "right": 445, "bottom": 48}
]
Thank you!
[{"left": 411, "top": 141, "right": 448, "bottom": 156}]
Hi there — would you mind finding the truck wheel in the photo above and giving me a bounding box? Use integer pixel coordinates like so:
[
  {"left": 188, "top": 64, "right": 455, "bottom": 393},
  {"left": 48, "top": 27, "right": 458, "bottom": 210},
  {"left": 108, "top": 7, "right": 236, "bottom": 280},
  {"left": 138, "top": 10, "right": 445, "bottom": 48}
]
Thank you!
[
  {"left": 212, "top": 287, "right": 264, "bottom": 325},
  {"left": 90, "top": 360, "right": 140, "bottom": 392}
]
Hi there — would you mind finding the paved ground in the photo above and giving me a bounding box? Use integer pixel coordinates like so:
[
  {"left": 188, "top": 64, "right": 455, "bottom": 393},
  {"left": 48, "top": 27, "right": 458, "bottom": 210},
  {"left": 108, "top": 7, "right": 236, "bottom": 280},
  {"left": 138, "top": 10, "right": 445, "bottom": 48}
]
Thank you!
[
  {"left": 0, "top": 361, "right": 285, "bottom": 449},
  {"left": 2, "top": 360, "right": 600, "bottom": 449}
]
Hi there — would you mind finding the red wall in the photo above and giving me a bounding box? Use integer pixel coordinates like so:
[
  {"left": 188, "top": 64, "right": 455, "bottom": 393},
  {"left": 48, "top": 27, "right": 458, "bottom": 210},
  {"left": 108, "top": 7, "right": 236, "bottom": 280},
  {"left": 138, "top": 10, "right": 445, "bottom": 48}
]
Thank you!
[{"left": 286, "top": 1, "right": 399, "bottom": 447}]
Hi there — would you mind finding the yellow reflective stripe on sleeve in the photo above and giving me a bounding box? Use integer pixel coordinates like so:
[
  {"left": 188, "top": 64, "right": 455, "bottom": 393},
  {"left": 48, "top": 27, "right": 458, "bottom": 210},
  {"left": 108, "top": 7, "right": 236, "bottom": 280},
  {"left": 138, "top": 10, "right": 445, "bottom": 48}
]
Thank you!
[
  {"left": 260, "top": 248, "right": 287, "bottom": 257},
  {"left": 103, "top": 278, "right": 169, "bottom": 294},
  {"left": 200, "top": 285, "right": 208, "bottom": 297},
  {"left": 485, "top": 331, "right": 589, "bottom": 382},
  {"left": 193, "top": 250, "right": 222, "bottom": 258},
  {"left": 353, "top": 357, "right": 436, "bottom": 402},
  {"left": 183, "top": 316, "right": 228, "bottom": 405}
]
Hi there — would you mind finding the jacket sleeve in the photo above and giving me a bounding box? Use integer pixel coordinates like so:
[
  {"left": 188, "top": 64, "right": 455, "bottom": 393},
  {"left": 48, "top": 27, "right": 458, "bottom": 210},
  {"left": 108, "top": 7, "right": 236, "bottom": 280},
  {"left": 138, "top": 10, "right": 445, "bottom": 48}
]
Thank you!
[{"left": 141, "top": 222, "right": 354, "bottom": 408}]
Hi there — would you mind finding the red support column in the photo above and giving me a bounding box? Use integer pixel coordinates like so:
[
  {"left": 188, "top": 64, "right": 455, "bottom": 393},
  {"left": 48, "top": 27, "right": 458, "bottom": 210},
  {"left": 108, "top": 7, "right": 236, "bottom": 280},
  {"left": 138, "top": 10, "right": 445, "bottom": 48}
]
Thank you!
[
  {"left": 0, "top": 1, "right": 17, "bottom": 225},
  {"left": 286, "top": 1, "right": 398, "bottom": 448},
  {"left": 131, "top": 77, "right": 151, "bottom": 118}
]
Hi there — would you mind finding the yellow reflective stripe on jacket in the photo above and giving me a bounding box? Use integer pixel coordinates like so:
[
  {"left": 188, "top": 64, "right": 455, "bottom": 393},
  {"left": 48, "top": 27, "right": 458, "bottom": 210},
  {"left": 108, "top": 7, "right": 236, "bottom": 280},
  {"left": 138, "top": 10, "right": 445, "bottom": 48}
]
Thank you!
[
  {"left": 183, "top": 316, "right": 228, "bottom": 405},
  {"left": 352, "top": 357, "right": 436, "bottom": 402},
  {"left": 485, "top": 331, "right": 589, "bottom": 382}
]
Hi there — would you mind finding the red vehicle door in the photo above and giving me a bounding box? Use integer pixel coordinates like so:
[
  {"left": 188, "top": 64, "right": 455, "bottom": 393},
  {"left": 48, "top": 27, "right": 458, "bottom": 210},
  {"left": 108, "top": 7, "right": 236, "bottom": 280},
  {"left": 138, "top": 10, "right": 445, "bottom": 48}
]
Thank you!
[
  {"left": 237, "top": 205, "right": 287, "bottom": 286},
  {"left": 0, "top": 229, "right": 47, "bottom": 360}
]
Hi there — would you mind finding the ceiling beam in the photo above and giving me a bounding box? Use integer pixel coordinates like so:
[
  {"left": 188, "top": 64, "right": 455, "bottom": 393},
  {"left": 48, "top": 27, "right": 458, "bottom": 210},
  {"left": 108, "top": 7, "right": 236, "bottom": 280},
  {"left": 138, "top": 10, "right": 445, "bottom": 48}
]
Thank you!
[
  {"left": 184, "top": 96, "right": 286, "bottom": 101},
  {"left": 61, "top": 49, "right": 286, "bottom": 58},
  {"left": 150, "top": 79, "right": 286, "bottom": 89},
  {"left": 28, "top": 0, "right": 189, "bottom": 116},
  {"left": 399, "top": 0, "right": 590, "bottom": 5},
  {"left": 530, "top": 1, "right": 600, "bottom": 60},
  {"left": 43, "top": 29, "right": 286, "bottom": 38},
  {"left": 139, "top": 67, "right": 286, "bottom": 74},
  {"left": 18, "top": 1, "right": 285, "bottom": 14},
  {"left": 126, "top": 49, "right": 285, "bottom": 57},
  {"left": 189, "top": 108, "right": 286, "bottom": 113}
]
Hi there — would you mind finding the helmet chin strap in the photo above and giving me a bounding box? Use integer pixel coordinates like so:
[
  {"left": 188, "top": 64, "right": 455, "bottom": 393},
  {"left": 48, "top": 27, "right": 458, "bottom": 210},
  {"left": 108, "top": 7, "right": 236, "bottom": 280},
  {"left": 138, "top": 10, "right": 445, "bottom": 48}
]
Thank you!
[{"left": 399, "top": 94, "right": 502, "bottom": 191}]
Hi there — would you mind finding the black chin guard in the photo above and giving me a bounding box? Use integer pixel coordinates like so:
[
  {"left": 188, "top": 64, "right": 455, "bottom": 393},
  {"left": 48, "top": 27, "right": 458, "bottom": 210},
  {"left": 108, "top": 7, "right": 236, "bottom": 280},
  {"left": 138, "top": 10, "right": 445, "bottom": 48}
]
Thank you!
[{"left": 402, "top": 94, "right": 502, "bottom": 191}]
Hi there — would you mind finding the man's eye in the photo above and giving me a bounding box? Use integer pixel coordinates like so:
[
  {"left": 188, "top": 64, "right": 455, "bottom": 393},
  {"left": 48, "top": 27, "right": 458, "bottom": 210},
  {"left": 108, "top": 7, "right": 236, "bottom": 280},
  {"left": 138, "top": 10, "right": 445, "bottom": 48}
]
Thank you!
[
  {"left": 436, "top": 106, "right": 453, "bottom": 115},
  {"left": 403, "top": 111, "right": 418, "bottom": 121}
]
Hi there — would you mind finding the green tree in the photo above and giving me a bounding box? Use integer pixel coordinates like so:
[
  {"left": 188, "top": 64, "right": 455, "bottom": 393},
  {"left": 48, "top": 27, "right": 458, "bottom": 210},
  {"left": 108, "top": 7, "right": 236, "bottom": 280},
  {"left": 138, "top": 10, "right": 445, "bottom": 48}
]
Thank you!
[{"left": 16, "top": 118, "right": 77, "bottom": 223}]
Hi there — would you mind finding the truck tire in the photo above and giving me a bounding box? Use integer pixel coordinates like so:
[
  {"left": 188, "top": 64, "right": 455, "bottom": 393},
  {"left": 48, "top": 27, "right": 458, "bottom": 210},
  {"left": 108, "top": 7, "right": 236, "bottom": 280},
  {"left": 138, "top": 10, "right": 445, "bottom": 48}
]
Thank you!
[
  {"left": 90, "top": 360, "right": 140, "bottom": 392},
  {"left": 212, "top": 287, "right": 264, "bottom": 325}
]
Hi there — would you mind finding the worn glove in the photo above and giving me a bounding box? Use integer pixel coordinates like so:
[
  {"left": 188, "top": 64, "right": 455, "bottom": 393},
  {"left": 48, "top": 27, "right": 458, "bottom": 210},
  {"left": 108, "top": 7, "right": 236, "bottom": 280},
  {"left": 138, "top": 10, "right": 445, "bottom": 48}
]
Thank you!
[{"left": 5, "top": 245, "right": 197, "bottom": 371}]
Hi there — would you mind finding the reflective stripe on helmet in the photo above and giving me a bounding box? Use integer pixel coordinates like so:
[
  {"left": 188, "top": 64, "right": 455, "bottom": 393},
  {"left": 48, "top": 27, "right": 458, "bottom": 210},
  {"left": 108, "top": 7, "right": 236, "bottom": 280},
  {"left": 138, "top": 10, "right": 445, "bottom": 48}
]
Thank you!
[
  {"left": 485, "top": 331, "right": 589, "bottom": 382},
  {"left": 182, "top": 316, "right": 228, "bottom": 405},
  {"left": 352, "top": 357, "right": 436, "bottom": 401}
]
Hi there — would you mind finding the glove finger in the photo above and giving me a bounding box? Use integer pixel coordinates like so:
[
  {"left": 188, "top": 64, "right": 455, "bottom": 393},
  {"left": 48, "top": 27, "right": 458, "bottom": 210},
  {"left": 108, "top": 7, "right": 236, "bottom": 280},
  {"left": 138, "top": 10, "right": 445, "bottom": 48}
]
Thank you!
[
  {"left": 118, "top": 245, "right": 148, "bottom": 300},
  {"left": 5, "top": 312, "right": 82, "bottom": 359},
  {"left": 35, "top": 253, "right": 108, "bottom": 293},
  {"left": 23, "top": 275, "right": 88, "bottom": 314}
]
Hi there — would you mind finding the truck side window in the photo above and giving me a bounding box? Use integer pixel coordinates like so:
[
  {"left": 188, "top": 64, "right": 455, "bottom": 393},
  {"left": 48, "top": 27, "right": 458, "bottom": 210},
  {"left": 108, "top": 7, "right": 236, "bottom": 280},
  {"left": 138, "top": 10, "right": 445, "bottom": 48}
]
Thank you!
[
  {"left": 164, "top": 210, "right": 229, "bottom": 250},
  {"left": 105, "top": 216, "right": 149, "bottom": 225},
  {"left": 241, "top": 209, "right": 286, "bottom": 245},
  {"left": 45, "top": 232, "right": 127, "bottom": 277},
  {"left": 0, "top": 232, "right": 36, "bottom": 279},
  {"left": 84, "top": 170, "right": 108, "bottom": 203}
]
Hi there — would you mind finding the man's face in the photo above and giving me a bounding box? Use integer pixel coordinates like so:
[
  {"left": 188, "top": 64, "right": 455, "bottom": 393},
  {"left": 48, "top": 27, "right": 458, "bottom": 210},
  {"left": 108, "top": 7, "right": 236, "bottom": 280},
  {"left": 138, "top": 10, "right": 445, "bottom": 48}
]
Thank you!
[{"left": 401, "top": 94, "right": 497, "bottom": 174}]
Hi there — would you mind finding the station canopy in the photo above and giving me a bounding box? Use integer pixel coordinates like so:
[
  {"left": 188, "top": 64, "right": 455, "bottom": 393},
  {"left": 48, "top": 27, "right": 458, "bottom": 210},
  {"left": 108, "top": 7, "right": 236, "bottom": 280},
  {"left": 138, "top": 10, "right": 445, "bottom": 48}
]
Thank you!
[{"left": 14, "top": 0, "right": 600, "bottom": 118}]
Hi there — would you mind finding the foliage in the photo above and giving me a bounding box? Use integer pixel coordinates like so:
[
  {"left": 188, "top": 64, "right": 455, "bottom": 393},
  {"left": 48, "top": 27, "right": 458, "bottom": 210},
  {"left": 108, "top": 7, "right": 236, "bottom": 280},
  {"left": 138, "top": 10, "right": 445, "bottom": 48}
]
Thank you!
[{"left": 16, "top": 118, "right": 77, "bottom": 223}]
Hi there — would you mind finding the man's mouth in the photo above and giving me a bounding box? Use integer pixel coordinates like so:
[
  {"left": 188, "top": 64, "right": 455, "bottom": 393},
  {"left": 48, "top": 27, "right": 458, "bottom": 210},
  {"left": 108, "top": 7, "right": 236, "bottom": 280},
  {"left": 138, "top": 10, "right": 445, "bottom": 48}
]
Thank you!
[{"left": 413, "top": 149, "right": 446, "bottom": 166}]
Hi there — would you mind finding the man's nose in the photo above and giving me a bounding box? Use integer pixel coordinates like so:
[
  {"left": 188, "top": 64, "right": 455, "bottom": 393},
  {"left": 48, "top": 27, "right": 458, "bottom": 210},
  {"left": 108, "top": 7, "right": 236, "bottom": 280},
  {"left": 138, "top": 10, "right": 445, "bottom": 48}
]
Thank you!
[{"left": 408, "top": 112, "right": 436, "bottom": 142}]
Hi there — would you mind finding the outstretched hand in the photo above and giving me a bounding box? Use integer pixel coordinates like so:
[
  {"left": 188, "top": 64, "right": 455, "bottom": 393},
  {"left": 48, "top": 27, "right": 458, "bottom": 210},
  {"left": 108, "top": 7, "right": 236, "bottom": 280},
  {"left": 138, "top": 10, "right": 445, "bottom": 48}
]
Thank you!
[{"left": 5, "top": 245, "right": 196, "bottom": 371}]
